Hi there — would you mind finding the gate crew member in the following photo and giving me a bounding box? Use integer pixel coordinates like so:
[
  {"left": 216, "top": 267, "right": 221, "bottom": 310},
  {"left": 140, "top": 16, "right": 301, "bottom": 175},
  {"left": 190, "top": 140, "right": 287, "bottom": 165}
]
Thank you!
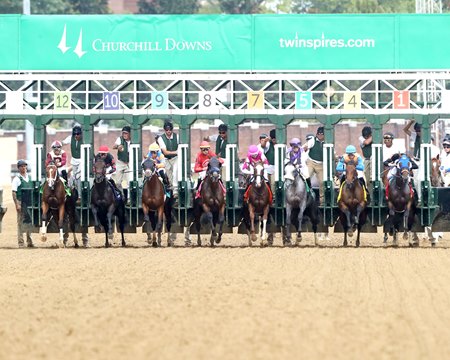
[
  {"left": 157, "top": 121, "right": 179, "bottom": 200},
  {"left": 440, "top": 137, "right": 450, "bottom": 187},
  {"left": 11, "top": 160, "right": 34, "bottom": 248},
  {"left": 112, "top": 126, "right": 131, "bottom": 204},
  {"left": 303, "top": 126, "right": 325, "bottom": 205},
  {"left": 216, "top": 124, "right": 228, "bottom": 159},
  {"left": 46, "top": 140, "right": 68, "bottom": 182},
  {"left": 258, "top": 133, "right": 275, "bottom": 190},
  {"left": 359, "top": 126, "right": 373, "bottom": 190},
  {"left": 62, "top": 125, "right": 83, "bottom": 194}
]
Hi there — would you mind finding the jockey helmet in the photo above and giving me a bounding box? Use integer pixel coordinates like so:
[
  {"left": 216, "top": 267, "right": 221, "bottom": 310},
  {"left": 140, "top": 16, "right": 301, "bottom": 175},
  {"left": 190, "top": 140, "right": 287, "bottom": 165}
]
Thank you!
[
  {"left": 98, "top": 145, "right": 109, "bottom": 154},
  {"left": 345, "top": 145, "right": 356, "bottom": 154},
  {"left": 248, "top": 145, "right": 259, "bottom": 157},
  {"left": 148, "top": 143, "right": 160, "bottom": 152},
  {"left": 443, "top": 138, "right": 450, "bottom": 146},
  {"left": 17, "top": 159, "right": 27, "bottom": 168},
  {"left": 200, "top": 141, "right": 210, "bottom": 149},
  {"left": 289, "top": 137, "right": 301, "bottom": 147},
  {"left": 362, "top": 126, "right": 372, "bottom": 138},
  {"left": 51, "top": 140, "right": 62, "bottom": 149},
  {"left": 218, "top": 124, "right": 228, "bottom": 132},
  {"left": 163, "top": 121, "right": 173, "bottom": 131},
  {"left": 72, "top": 125, "right": 82, "bottom": 135}
]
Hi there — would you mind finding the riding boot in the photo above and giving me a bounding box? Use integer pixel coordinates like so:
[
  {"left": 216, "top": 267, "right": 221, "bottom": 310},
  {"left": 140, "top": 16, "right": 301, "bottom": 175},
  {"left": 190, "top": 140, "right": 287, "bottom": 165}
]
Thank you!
[
  {"left": 162, "top": 172, "right": 171, "bottom": 190},
  {"left": 123, "top": 188, "right": 129, "bottom": 205},
  {"left": 61, "top": 170, "right": 68, "bottom": 182},
  {"left": 108, "top": 179, "right": 122, "bottom": 201}
]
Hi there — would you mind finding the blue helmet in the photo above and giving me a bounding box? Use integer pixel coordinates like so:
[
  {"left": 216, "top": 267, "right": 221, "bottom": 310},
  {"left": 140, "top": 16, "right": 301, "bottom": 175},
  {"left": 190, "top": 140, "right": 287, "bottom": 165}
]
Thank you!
[{"left": 345, "top": 145, "right": 356, "bottom": 154}]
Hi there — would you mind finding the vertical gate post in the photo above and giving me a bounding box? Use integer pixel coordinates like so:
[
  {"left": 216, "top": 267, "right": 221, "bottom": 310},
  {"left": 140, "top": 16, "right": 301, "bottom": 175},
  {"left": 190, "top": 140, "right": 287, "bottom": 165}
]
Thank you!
[
  {"left": 128, "top": 143, "right": 141, "bottom": 229},
  {"left": 225, "top": 143, "right": 239, "bottom": 227},
  {"left": 274, "top": 143, "right": 286, "bottom": 226},
  {"left": 80, "top": 143, "right": 91, "bottom": 227}
]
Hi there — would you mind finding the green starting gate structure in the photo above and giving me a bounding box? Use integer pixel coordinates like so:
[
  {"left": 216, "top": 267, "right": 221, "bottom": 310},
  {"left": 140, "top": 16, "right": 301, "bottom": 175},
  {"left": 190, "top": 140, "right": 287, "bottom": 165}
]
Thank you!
[{"left": 1, "top": 72, "right": 450, "bottom": 234}]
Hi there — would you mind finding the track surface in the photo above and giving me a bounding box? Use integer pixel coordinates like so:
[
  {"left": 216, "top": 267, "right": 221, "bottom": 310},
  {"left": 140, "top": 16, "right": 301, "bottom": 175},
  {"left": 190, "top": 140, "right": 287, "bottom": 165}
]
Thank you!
[{"left": 1, "top": 186, "right": 450, "bottom": 360}]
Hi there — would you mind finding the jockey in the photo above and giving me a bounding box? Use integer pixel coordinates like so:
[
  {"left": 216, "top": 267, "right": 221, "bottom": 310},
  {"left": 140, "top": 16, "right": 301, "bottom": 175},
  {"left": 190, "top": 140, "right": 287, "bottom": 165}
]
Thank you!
[
  {"left": 94, "top": 145, "right": 122, "bottom": 200},
  {"left": 46, "top": 141, "right": 68, "bottom": 181},
  {"left": 241, "top": 145, "right": 270, "bottom": 183},
  {"left": 384, "top": 152, "right": 418, "bottom": 199},
  {"left": 284, "top": 137, "right": 311, "bottom": 187},
  {"left": 440, "top": 137, "right": 450, "bottom": 186},
  {"left": 336, "top": 145, "right": 369, "bottom": 198},
  {"left": 145, "top": 142, "right": 171, "bottom": 189},
  {"left": 194, "top": 140, "right": 223, "bottom": 188}
]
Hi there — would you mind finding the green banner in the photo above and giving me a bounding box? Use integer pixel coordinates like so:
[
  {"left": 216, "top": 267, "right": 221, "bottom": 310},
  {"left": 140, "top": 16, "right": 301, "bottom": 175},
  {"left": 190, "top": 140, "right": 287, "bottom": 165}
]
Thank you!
[{"left": 0, "top": 14, "right": 449, "bottom": 71}]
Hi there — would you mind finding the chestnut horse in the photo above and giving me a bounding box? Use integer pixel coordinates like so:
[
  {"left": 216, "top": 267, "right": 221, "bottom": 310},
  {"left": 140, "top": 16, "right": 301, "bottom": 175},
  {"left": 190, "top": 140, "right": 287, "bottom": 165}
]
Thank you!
[
  {"left": 242, "top": 161, "right": 272, "bottom": 247},
  {"left": 141, "top": 158, "right": 170, "bottom": 247},
  {"left": 337, "top": 162, "right": 367, "bottom": 247},
  {"left": 41, "top": 163, "right": 66, "bottom": 246}
]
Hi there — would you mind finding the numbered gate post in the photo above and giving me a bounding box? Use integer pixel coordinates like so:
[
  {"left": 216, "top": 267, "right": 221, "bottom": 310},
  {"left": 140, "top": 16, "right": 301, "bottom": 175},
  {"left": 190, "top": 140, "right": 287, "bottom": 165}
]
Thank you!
[
  {"left": 419, "top": 143, "right": 437, "bottom": 226},
  {"left": 225, "top": 144, "right": 239, "bottom": 227},
  {"left": 177, "top": 144, "right": 191, "bottom": 227},
  {"left": 274, "top": 144, "right": 286, "bottom": 226},
  {"left": 370, "top": 143, "right": 384, "bottom": 225},
  {"left": 80, "top": 144, "right": 91, "bottom": 227},
  {"left": 322, "top": 143, "right": 335, "bottom": 226},
  {"left": 127, "top": 144, "right": 141, "bottom": 229}
]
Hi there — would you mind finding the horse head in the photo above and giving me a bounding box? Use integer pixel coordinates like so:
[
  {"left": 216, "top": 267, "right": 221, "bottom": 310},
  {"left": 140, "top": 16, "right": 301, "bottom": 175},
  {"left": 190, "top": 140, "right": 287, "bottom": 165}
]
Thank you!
[
  {"left": 344, "top": 161, "right": 358, "bottom": 189},
  {"left": 207, "top": 156, "right": 222, "bottom": 183},
  {"left": 46, "top": 163, "right": 58, "bottom": 189},
  {"left": 252, "top": 161, "right": 265, "bottom": 188},
  {"left": 93, "top": 159, "right": 106, "bottom": 183},
  {"left": 142, "top": 158, "right": 156, "bottom": 180},
  {"left": 397, "top": 157, "right": 411, "bottom": 183},
  {"left": 284, "top": 162, "right": 300, "bottom": 185}
]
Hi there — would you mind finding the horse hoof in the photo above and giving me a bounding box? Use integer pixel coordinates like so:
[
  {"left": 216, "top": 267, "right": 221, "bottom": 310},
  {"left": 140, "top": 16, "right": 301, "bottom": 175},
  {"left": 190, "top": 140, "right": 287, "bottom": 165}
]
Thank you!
[
  {"left": 215, "top": 237, "right": 222, "bottom": 244},
  {"left": 41, "top": 235, "right": 47, "bottom": 242},
  {"left": 184, "top": 240, "right": 191, "bottom": 247},
  {"left": 152, "top": 241, "right": 158, "bottom": 248},
  {"left": 197, "top": 239, "right": 202, "bottom": 247},
  {"left": 167, "top": 240, "right": 173, "bottom": 247},
  {"left": 74, "top": 243, "right": 79, "bottom": 249},
  {"left": 251, "top": 234, "right": 257, "bottom": 242}
]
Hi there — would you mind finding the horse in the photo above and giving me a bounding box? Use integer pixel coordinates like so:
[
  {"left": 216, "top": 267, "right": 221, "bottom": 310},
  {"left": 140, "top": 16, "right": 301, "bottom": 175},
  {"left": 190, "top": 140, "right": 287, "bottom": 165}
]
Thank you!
[
  {"left": 141, "top": 158, "right": 173, "bottom": 247},
  {"left": 383, "top": 159, "right": 418, "bottom": 246},
  {"left": 283, "top": 163, "right": 319, "bottom": 246},
  {"left": 431, "top": 156, "right": 444, "bottom": 187},
  {"left": 191, "top": 156, "right": 226, "bottom": 247},
  {"left": 40, "top": 163, "right": 66, "bottom": 246},
  {"left": 90, "top": 159, "right": 126, "bottom": 247},
  {"left": 337, "top": 162, "right": 367, "bottom": 247},
  {"left": 242, "top": 161, "right": 272, "bottom": 247}
]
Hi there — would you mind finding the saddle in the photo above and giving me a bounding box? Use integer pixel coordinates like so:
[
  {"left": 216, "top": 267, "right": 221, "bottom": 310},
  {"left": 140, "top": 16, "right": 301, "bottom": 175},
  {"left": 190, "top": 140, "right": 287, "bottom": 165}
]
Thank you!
[
  {"left": 385, "top": 178, "right": 414, "bottom": 200},
  {"left": 243, "top": 182, "right": 273, "bottom": 205},
  {"left": 337, "top": 180, "right": 367, "bottom": 202},
  {"left": 195, "top": 179, "right": 226, "bottom": 200}
]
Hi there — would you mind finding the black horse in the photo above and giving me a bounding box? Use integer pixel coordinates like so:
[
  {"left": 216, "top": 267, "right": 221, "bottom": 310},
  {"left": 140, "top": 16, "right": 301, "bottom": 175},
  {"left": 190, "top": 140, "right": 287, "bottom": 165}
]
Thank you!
[
  {"left": 383, "top": 158, "right": 418, "bottom": 247},
  {"left": 189, "top": 157, "right": 226, "bottom": 247},
  {"left": 90, "top": 159, "right": 126, "bottom": 247}
]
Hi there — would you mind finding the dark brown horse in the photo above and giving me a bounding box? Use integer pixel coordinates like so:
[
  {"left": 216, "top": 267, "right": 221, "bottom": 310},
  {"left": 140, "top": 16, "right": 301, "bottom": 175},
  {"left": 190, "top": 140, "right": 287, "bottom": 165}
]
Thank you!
[
  {"left": 431, "top": 156, "right": 443, "bottom": 187},
  {"left": 90, "top": 159, "right": 126, "bottom": 247},
  {"left": 337, "top": 162, "right": 367, "bottom": 247},
  {"left": 41, "top": 163, "right": 66, "bottom": 246},
  {"left": 383, "top": 158, "right": 417, "bottom": 246},
  {"left": 141, "top": 158, "right": 168, "bottom": 247},
  {"left": 191, "top": 156, "right": 226, "bottom": 247},
  {"left": 243, "top": 161, "right": 272, "bottom": 247}
]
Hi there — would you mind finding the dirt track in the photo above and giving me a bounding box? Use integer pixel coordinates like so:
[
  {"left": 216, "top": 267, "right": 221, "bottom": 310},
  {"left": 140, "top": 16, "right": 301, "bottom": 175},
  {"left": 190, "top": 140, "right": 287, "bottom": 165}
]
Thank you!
[{"left": 1, "top": 185, "right": 450, "bottom": 360}]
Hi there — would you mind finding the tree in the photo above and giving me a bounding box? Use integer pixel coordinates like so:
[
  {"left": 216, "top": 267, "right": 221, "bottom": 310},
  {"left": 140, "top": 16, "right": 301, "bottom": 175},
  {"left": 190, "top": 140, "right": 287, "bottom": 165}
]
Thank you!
[
  {"left": 138, "top": 0, "right": 200, "bottom": 14},
  {"left": 218, "top": 0, "right": 266, "bottom": 13},
  {"left": 68, "top": 0, "right": 110, "bottom": 14},
  {"left": 292, "top": 0, "right": 415, "bottom": 14}
]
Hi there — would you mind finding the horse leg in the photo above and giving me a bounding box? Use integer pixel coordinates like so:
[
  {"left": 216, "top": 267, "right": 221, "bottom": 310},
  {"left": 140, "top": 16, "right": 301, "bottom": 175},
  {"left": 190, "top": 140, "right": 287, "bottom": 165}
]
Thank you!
[
  {"left": 344, "top": 209, "right": 353, "bottom": 238},
  {"left": 216, "top": 205, "right": 225, "bottom": 245},
  {"left": 249, "top": 206, "right": 257, "bottom": 243},
  {"left": 156, "top": 207, "right": 164, "bottom": 247},
  {"left": 58, "top": 204, "right": 65, "bottom": 247},
  {"left": 296, "top": 205, "right": 307, "bottom": 246},
  {"left": 91, "top": 205, "right": 100, "bottom": 231},
  {"left": 106, "top": 208, "right": 114, "bottom": 247},
  {"left": 343, "top": 231, "right": 348, "bottom": 247},
  {"left": 41, "top": 202, "right": 49, "bottom": 242},
  {"left": 260, "top": 207, "right": 270, "bottom": 247},
  {"left": 204, "top": 211, "right": 216, "bottom": 247},
  {"left": 285, "top": 205, "right": 292, "bottom": 246}
]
